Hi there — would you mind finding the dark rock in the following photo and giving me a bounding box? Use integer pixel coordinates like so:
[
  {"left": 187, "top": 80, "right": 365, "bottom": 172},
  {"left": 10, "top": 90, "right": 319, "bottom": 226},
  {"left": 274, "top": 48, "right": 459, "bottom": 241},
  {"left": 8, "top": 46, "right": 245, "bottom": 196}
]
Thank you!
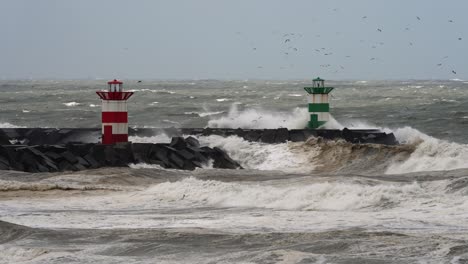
[
  {"left": 113, "top": 142, "right": 135, "bottom": 165},
  {"left": 183, "top": 160, "right": 196, "bottom": 170},
  {"left": 18, "top": 150, "right": 39, "bottom": 173},
  {"left": 243, "top": 130, "right": 261, "bottom": 142},
  {"left": 24, "top": 129, "right": 47, "bottom": 145},
  {"left": 186, "top": 147, "right": 210, "bottom": 164},
  {"left": 44, "top": 151, "right": 62, "bottom": 161},
  {"left": 103, "top": 146, "right": 118, "bottom": 166},
  {"left": 185, "top": 136, "right": 200, "bottom": 148},
  {"left": 89, "top": 144, "right": 106, "bottom": 164},
  {"left": 275, "top": 128, "right": 289, "bottom": 143},
  {"left": 343, "top": 129, "right": 358, "bottom": 143},
  {"left": 58, "top": 160, "right": 75, "bottom": 171},
  {"left": 74, "top": 163, "right": 87, "bottom": 171},
  {"left": 170, "top": 137, "right": 187, "bottom": 150},
  {"left": 44, "top": 130, "right": 62, "bottom": 145},
  {"left": 0, "top": 161, "right": 8, "bottom": 170},
  {"left": 316, "top": 129, "right": 340, "bottom": 140},
  {"left": 1, "top": 129, "right": 20, "bottom": 140},
  {"left": 66, "top": 143, "right": 93, "bottom": 157},
  {"left": 289, "top": 130, "right": 306, "bottom": 142},
  {"left": 260, "top": 129, "right": 276, "bottom": 144},
  {"left": 132, "top": 143, "right": 153, "bottom": 163},
  {"left": 36, "top": 164, "right": 49, "bottom": 173},
  {"left": 234, "top": 128, "right": 245, "bottom": 137},
  {"left": 0, "top": 130, "right": 11, "bottom": 145},
  {"left": 212, "top": 147, "right": 241, "bottom": 169},
  {"left": 202, "top": 127, "right": 213, "bottom": 136},
  {"left": 61, "top": 151, "right": 78, "bottom": 164},
  {"left": 0, "top": 155, "right": 9, "bottom": 167},
  {"left": 169, "top": 151, "right": 185, "bottom": 169},
  {"left": 149, "top": 144, "right": 170, "bottom": 166},
  {"left": 83, "top": 154, "right": 100, "bottom": 168},
  {"left": 76, "top": 157, "right": 90, "bottom": 167},
  {"left": 176, "top": 149, "right": 195, "bottom": 160}
]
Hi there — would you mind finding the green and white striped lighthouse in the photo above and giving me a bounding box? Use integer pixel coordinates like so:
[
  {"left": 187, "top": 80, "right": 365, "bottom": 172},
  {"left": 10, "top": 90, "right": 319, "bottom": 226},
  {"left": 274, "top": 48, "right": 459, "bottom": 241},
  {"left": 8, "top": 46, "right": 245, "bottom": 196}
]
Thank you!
[{"left": 304, "top": 77, "right": 334, "bottom": 129}]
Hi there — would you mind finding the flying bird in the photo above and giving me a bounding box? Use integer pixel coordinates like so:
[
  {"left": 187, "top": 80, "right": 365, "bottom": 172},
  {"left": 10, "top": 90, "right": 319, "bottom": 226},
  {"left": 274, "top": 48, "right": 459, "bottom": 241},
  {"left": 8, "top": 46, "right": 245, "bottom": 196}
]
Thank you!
[
  {"left": 370, "top": 57, "right": 376, "bottom": 60},
  {"left": 416, "top": 16, "right": 421, "bottom": 20},
  {"left": 377, "top": 28, "right": 382, "bottom": 32},
  {"left": 436, "top": 63, "right": 442, "bottom": 67},
  {"left": 448, "top": 20, "right": 454, "bottom": 23},
  {"left": 458, "top": 37, "right": 462, "bottom": 40},
  {"left": 362, "top": 16, "right": 367, "bottom": 19},
  {"left": 284, "top": 39, "right": 291, "bottom": 43},
  {"left": 452, "top": 70, "right": 457, "bottom": 74}
]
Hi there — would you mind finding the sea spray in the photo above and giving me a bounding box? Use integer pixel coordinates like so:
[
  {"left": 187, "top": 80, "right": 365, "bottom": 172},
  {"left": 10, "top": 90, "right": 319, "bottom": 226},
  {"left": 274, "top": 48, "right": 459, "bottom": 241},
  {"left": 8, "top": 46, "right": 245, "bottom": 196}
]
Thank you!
[{"left": 208, "top": 103, "right": 309, "bottom": 129}]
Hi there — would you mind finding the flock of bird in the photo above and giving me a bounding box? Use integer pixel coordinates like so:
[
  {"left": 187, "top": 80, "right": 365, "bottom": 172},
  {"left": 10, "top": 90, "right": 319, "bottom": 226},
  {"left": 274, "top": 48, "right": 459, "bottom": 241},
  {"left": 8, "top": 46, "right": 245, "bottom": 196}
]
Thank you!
[{"left": 237, "top": 12, "right": 463, "bottom": 76}]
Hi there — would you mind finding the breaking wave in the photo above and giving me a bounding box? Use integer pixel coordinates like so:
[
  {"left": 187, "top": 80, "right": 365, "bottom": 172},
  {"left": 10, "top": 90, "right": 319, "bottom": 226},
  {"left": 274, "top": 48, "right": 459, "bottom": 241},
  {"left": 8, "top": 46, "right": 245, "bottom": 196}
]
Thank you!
[
  {"left": 130, "top": 124, "right": 468, "bottom": 174},
  {"left": 207, "top": 104, "right": 309, "bottom": 129},
  {"left": 386, "top": 127, "right": 468, "bottom": 174},
  {"left": 0, "top": 179, "right": 121, "bottom": 192},
  {"left": 142, "top": 177, "right": 427, "bottom": 211},
  {"left": 0, "top": 122, "right": 25, "bottom": 128},
  {"left": 63, "top": 102, "right": 81, "bottom": 107}
]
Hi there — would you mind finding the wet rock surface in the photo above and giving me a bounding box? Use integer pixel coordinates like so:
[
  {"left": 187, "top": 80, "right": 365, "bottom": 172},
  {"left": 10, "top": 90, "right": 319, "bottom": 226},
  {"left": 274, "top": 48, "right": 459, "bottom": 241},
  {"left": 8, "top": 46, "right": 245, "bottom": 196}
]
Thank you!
[
  {"left": 0, "top": 127, "right": 398, "bottom": 173},
  {"left": 0, "top": 127, "right": 399, "bottom": 146},
  {"left": 0, "top": 137, "right": 241, "bottom": 173}
]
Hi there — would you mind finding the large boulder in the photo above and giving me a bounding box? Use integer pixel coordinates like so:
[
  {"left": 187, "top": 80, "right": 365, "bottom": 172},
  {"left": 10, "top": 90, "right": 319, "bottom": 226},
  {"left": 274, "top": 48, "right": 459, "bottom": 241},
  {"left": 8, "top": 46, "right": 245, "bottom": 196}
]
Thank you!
[
  {"left": 275, "top": 128, "right": 289, "bottom": 143},
  {"left": 211, "top": 147, "right": 242, "bottom": 169},
  {"left": 169, "top": 137, "right": 187, "bottom": 150},
  {"left": 0, "top": 130, "right": 11, "bottom": 145},
  {"left": 289, "top": 130, "right": 306, "bottom": 142},
  {"left": 243, "top": 130, "right": 262, "bottom": 142}
]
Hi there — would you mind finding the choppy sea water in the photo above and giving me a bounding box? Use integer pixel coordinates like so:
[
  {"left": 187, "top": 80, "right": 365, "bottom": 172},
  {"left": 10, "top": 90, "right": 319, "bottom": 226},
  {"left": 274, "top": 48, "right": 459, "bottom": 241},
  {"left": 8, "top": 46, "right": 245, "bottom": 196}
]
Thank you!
[{"left": 1, "top": 79, "right": 468, "bottom": 263}]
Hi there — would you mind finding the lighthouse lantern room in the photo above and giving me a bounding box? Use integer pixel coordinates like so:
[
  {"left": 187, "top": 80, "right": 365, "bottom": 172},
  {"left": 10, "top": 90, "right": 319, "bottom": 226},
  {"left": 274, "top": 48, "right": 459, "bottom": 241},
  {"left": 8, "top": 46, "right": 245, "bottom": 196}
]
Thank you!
[
  {"left": 96, "top": 79, "right": 134, "bottom": 144},
  {"left": 303, "top": 77, "right": 334, "bottom": 129}
]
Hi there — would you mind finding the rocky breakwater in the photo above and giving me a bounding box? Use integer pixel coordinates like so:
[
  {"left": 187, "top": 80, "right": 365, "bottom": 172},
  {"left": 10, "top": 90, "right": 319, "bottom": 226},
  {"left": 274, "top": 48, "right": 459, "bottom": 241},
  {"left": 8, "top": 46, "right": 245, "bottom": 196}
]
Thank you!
[{"left": 0, "top": 135, "right": 241, "bottom": 173}]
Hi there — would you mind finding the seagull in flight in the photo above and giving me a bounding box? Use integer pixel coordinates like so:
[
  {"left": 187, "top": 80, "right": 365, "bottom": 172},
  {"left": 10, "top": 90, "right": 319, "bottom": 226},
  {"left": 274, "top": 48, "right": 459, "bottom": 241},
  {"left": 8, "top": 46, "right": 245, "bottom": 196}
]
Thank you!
[
  {"left": 452, "top": 70, "right": 457, "bottom": 74},
  {"left": 284, "top": 39, "right": 291, "bottom": 43}
]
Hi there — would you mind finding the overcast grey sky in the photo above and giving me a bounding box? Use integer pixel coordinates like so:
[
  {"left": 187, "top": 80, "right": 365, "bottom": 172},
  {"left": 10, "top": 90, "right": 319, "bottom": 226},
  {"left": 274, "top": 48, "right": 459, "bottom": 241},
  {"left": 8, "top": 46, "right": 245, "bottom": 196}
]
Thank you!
[{"left": 1, "top": 0, "right": 467, "bottom": 80}]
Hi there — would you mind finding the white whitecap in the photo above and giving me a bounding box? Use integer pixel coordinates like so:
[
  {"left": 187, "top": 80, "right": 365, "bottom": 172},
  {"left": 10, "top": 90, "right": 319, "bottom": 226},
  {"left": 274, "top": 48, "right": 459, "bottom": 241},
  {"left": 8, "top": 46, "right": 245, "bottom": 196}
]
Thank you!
[{"left": 63, "top": 102, "right": 80, "bottom": 107}]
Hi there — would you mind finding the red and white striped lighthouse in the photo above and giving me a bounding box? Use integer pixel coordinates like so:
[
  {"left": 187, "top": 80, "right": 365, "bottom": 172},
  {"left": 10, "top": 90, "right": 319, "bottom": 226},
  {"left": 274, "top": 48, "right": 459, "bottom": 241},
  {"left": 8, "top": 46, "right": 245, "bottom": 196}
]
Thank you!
[{"left": 96, "top": 79, "right": 134, "bottom": 144}]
